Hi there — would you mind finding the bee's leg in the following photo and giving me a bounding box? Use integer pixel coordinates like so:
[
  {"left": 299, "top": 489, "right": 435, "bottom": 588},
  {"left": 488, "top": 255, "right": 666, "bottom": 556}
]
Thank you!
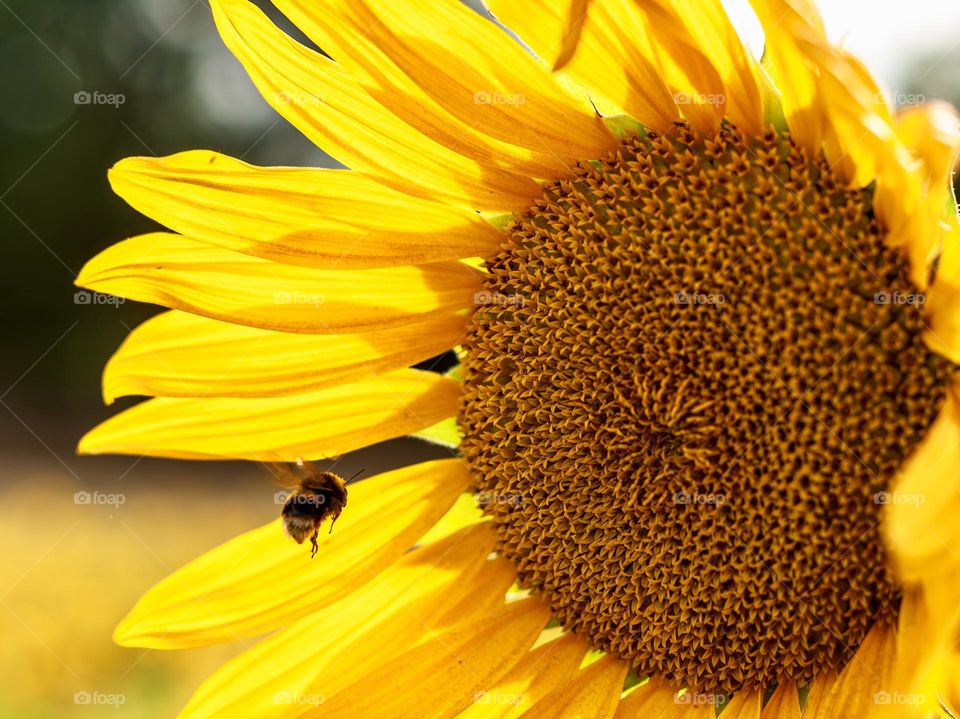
[
  {"left": 328, "top": 509, "right": 343, "bottom": 534},
  {"left": 309, "top": 529, "right": 319, "bottom": 558}
]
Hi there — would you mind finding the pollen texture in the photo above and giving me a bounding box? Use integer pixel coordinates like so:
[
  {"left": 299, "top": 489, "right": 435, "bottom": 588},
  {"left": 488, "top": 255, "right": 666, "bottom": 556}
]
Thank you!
[{"left": 460, "top": 123, "right": 954, "bottom": 693}]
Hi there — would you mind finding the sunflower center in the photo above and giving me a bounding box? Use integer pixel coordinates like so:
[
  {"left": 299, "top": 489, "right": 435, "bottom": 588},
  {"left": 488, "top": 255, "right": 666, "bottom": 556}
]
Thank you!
[{"left": 460, "top": 123, "right": 953, "bottom": 693}]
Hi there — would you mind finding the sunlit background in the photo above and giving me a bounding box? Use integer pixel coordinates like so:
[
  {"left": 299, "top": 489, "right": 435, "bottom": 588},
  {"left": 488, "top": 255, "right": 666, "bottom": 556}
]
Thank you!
[{"left": 1, "top": 0, "right": 958, "bottom": 716}]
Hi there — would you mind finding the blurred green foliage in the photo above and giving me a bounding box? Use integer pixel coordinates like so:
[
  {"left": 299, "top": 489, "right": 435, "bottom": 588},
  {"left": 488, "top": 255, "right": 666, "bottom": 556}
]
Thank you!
[{"left": 0, "top": 0, "right": 319, "bottom": 438}]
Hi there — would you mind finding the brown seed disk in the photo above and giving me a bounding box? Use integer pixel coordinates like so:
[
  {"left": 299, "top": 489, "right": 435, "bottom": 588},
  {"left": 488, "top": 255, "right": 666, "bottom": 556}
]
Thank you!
[{"left": 460, "top": 123, "right": 954, "bottom": 694}]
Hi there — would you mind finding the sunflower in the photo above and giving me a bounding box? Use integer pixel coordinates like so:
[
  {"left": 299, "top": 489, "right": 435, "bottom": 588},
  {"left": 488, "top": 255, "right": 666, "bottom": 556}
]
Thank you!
[{"left": 75, "top": 0, "right": 960, "bottom": 716}]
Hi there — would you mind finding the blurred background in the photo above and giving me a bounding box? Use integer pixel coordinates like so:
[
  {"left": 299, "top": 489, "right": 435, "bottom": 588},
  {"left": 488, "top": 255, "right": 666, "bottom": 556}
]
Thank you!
[{"left": 0, "top": 0, "right": 957, "bottom": 716}]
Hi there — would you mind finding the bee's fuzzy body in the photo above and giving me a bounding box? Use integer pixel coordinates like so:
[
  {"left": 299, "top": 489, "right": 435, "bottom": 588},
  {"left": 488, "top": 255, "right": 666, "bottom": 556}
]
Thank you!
[{"left": 277, "top": 468, "right": 348, "bottom": 557}]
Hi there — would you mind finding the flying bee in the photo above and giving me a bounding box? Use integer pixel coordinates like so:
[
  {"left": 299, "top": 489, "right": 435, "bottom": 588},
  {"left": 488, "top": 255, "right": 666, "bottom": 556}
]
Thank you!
[{"left": 268, "top": 459, "right": 363, "bottom": 558}]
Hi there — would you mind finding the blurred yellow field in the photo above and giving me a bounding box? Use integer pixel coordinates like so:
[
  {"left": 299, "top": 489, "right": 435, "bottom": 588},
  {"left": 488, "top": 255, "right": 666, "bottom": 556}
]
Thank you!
[{"left": 0, "top": 473, "right": 273, "bottom": 718}]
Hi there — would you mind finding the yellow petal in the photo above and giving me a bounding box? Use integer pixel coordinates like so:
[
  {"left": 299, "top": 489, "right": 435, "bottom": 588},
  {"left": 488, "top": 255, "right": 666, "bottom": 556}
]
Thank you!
[
  {"left": 553, "top": 0, "right": 592, "bottom": 71},
  {"left": 457, "top": 633, "right": 589, "bottom": 719},
  {"left": 785, "top": 40, "right": 893, "bottom": 186},
  {"left": 760, "top": 683, "right": 799, "bottom": 719},
  {"left": 616, "top": 678, "right": 713, "bottom": 717},
  {"left": 308, "top": 598, "right": 552, "bottom": 719},
  {"left": 518, "top": 654, "right": 627, "bottom": 719},
  {"left": 485, "top": 1, "right": 566, "bottom": 68},
  {"left": 722, "top": 690, "right": 761, "bottom": 719},
  {"left": 808, "top": 621, "right": 896, "bottom": 718},
  {"left": 888, "top": 586, "right": 953, "bottom": 716},
  {"left": 180, "top": 524, "right": 507, "bottom": 718},
  {"left": 884, "top": 382, "right": 960, "bottom": 582},
  {"left": 79, "top": 369, "right": 461, "bottom": 460},
  {"left": 109, "top": 152, "right": 505, "bottom": 269},
  {"left": 883, "top": 385, "right": 960, "bottom": 715},
  {"left": 874, "top": 159, "right": 943, "bottom": 289},
  {"left": 76, "top": 233, "right": 480, "bottom": 334},
  {"left": 749, "top": 0, "right": 826, "bottom": 154},
  {"left": 210, "top": 0, "right": 539, "bottom": 211},
  {"left": 416, "top": 493, "right": 486, "bottom": 547},
  {"left": 411, "top": 416, "right": 463, "bottom": 450},
  {"left": 103, "top": 310, "right": 468, "bottom": 402},
  {"left": 877, "top": 101, "right": 960, "bottom": 290},
  {"left": 630, "top": 0, "right": 727, "bottom": 135},
  {"left": 940, "top": 654, "right": 960, "bottom": 719},
  {"left": 801, "top": 671, "right": 837, "bottom": 718},
  {"left": 488, "top": 0, "right": 679, "bottom": 130},
  {"left": 925, "top": 222, "right": 960, "bottom": 364},
  {"left": 897, "top": 101, "right": 960, "bottom": 191},
  {"left": 113, "top": 458, "right": 471, "bottom": 648},
  {"left": 662, "top": 0, "right": 764, "bottom": 135},
  {"left": 272, "top": 0, "right": 615, "bottom": 173}
]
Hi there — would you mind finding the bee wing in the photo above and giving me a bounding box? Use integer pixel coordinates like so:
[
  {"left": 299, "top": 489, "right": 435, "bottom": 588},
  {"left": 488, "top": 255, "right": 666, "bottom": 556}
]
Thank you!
[
  {"left": 262, "top": 462, "right": 302, "bottom": 490},
  {"left": 263, "top": 458, "right": 325, "bottom": 488},
  {"left": 295, "top": 457, "right": 323, "bottom": 476}
]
